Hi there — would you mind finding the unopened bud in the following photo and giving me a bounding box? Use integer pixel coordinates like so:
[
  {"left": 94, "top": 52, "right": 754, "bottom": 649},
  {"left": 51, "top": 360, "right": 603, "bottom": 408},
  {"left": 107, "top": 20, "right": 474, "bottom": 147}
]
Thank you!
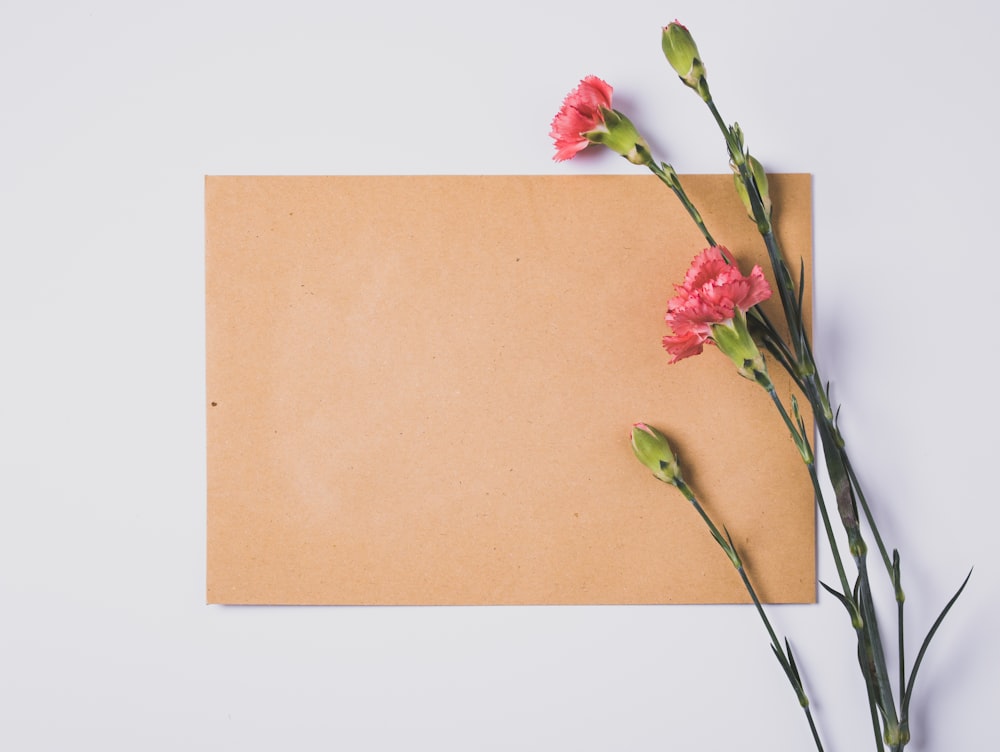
[
  {"left": 661, "top": 22, "right": 711, "bottom": 102},
  {"left": 732, "top": 154, "right": 772, "bottom": 232},
  {"left": 630, "top": 423, "right": 681, "bottom": 484}
]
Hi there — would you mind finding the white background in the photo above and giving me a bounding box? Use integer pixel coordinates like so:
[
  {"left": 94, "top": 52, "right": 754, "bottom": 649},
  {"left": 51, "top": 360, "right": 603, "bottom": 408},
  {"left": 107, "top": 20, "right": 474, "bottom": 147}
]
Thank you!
[{"left": 1, "top": 1, "right": 996, "bottom": 750}]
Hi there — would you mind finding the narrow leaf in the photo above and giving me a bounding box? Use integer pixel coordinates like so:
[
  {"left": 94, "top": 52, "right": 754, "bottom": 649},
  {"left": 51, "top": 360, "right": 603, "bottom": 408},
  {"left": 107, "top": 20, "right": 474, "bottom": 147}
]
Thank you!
[
  {"left": 902, "top": 569, "right": 973, "bottom": 714},
  {"left": 797, "top": 257, "right": 806, "bottom": 315},
  {"left": 785, "top": 638, "right": 802, "bottom": 683},
  {"left": 770, "top": 644, "right": 800, "bottom": 690},
  {"left": 820, "top": 580, "right": 854, "bottom": 616}
]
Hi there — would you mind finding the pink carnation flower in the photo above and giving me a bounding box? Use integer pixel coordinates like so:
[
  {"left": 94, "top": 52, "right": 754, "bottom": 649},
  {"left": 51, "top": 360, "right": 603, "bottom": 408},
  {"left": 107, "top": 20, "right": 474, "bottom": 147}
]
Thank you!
[
  {"left": 549, "top": 76, "right": 614, "bottom": 162},
  {"left": 662, "top": 246, "right": 771, "bottom": 363}
]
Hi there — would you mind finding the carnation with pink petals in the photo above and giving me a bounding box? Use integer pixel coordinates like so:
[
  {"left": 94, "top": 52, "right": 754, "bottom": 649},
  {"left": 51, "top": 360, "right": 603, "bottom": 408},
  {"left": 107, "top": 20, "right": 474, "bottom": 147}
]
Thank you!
[
  {"left": 662, "top": 246, "right": 771, "bottom": 363},
  {"left": 550, "top": 76, "right": 614, "bottom": 162},
  {"left": 550, "top": 76, "right": 651, "bottom": 164}
]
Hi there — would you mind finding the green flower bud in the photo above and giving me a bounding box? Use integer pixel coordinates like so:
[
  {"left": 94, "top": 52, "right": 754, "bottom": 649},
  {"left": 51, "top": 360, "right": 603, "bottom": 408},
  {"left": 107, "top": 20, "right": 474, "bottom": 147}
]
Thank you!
[
  {"left": 583, "top": 107, "right": 653, "bottom": 166},
  {"left": 661, "top": 22, "right": 711, "bottom": 102},
  {"left": 732, "top": 154, "right": 772, "bottom": 233},
  {"left": 630, "top": 423, "right": 681, "bottom": 484}
]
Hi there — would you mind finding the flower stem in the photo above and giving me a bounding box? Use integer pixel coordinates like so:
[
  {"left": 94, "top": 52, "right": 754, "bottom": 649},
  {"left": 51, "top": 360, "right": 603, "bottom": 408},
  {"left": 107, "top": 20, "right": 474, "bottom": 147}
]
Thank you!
[
  {"left": 647, "top": 161, "right": 717, "bottom": 247},
  {"left": 801, "top": 435, "right": 857, "bottom": 616},
  {"left": 895, "top": 552, "right": 906, "bottom": 739},
  {"left": 758, "top": 380, "right": 858, "bottom": 623},
  {"left": 647, "top": 87, "right": 946, "bottom": 749},
  {"left": 701, "top": 93, "right": 908, "bottom": 749},
  {"left": 816, "top": 405, "right": 902, "bottom": 745},
  {"left": 845, "top": 454, "right": 896, "bottom": 584},
  {"left": 672, "top": 477, "right": 825, "bottom": 752}
]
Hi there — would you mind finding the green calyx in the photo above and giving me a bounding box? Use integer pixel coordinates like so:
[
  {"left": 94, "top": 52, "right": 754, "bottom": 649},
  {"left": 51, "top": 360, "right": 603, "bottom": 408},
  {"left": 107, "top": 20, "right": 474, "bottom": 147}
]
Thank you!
[
  {"left": 711, "top": 308, "right": 770, "bottom": 385},
  {"left": 584, "top": 108, "right": 653, "bottom": 165}
]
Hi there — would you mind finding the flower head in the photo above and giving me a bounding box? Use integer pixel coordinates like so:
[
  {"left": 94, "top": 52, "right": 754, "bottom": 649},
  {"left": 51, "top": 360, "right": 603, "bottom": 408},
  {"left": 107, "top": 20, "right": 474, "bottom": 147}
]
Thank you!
[
  {"left": 661, "top": 21, "right": 711, "bottom": 101},
  {"left": 662, "top": 246, "right": 771, "bottom": 372},
  {"left": 550, "top": 76, "right": 612, "bottom": 161},
  {"left": 550, "top": 76, "right": 651, "bottom": 165},
  {"left": 630, "top": 422, "right": 681, "bottom": 485}
]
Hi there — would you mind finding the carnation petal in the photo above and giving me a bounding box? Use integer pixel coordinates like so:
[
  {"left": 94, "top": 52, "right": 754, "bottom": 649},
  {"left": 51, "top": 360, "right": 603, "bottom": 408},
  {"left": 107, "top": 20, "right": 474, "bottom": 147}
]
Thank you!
[
  {"left": 662, "top": 330, "right": 706, "bottom": 363},
  {"left": 741, "top": 265, "right": 772, "bottom": 308},
  {"left": 550, "top": 76, "right": 614, "bottom": 161}
]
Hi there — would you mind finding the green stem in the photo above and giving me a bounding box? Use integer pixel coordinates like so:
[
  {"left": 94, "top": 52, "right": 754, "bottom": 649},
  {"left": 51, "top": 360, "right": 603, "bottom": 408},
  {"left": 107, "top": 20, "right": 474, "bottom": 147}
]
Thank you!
[
  {"left": 660, "top": 91, "right": 925, "bottom": 748},
  {"left": 855, "top": 555, "right": 899, "bottom": 739},
  {"left": 703, "top": 95, "right": 902, "bottom": 745},
  {"left": 718, "top": 94, "right": 899, "bottom": 741},
  {"left": 647, "top": 161, "right": 716, "bottom": 247},
  {"left": 732, "top": 560, "right": 825, "bottom": 752},
  {"left": 751, "top": 308, "right": 808, "bottom": 394},
  {"left": 845, "top": 453, "right": 896, "bottom": 584},
  {"left": 673, "top": 478, "right": 824, "bottom": 752},
  {"left": 862, "top": 666, "right": 887, "bottom": 752},
  {"left": 704, "top": 96, "right": 806, "bottom": 365},
  {"left": 768, "top": 230, "right": 902, "bottom": 745},
  {"left": 760, "top": 379, "right": 859, "bottom": 625},
  {"left": 761, "top": 230, "right": 807, "bottom": 363},
  {"left": 804, "top": 449, "right": 856, "bottom": 618},
  {"left": 673, "top": 477, "right": 736, "bottom": 565},
  {"left": 816, "top": 416, "right": 900, "bottom": 743},
  {"left": 896, "top": 553, "right": 906, "bottom": 743},
  {"left": 705, "top": 98, "right": 737, "bottom": 157},
  {"left": 641, "top": 140, "right": 856, "bottom": 628},
  {"left": 763, "top": 384, "right": 807, "bottom": 457}
]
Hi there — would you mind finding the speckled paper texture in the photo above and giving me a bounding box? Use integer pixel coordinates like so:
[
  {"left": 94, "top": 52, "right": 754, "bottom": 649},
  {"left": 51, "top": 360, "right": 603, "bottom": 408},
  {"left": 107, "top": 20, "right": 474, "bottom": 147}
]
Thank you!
[{"left": 206, "top": 174, "right": 814, "bottom": 605}]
